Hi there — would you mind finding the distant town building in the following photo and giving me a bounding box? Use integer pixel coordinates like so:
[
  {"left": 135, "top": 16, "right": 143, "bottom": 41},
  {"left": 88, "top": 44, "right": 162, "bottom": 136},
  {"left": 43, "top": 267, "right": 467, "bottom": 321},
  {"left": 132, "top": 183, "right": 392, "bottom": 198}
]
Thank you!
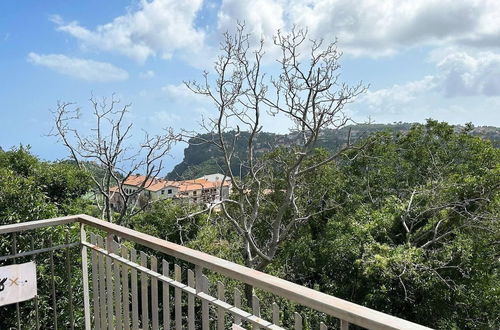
[
  {"left": 197, "top": 173, "right": 231, "bottom": 182},
  {"left": 109, "top": 174, "right": 231, "bottom": 210}
]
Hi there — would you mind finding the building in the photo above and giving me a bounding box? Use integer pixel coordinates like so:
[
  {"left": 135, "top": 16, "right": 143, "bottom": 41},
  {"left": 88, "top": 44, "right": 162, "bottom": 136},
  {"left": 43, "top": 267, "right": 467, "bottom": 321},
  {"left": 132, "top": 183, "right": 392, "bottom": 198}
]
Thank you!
[{"left": 109, "top": 174, "right": 231, "bottom": 210}]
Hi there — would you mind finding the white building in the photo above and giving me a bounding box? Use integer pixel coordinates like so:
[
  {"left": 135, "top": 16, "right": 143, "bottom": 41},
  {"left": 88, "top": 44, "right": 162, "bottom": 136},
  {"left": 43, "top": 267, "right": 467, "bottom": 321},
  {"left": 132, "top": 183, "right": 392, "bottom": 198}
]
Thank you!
[{"left": 110, "top": 174, "right": 231, "bottom": 210}]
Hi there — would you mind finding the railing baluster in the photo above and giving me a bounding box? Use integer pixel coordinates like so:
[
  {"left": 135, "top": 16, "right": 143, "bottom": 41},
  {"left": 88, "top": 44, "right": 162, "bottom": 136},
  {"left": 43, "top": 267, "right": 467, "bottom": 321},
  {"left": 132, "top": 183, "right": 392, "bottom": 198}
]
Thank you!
[
  {"left": 121, "top": 245, "right": 130, "bottom": 330},
  {"left": 294, "top": 312, "right": 303, "bottom": 330},
  {"left": 151, "top": 256, "right": 159, "bottom": 330},
  {"left": 90, "top": 233, "right": 101, "bottom": 330},
  {"left": 31, "top": 236, "right": 40, "bottom": 330},
  {"left": 49, "top": 237, "right": 59, "bottom": 330},
  {"left": 106, "top": 235, "right": 114, "bottom": 330},
  {"left": 320, "top": 321, "right": 327, "bottom": 329},
  {"left": 81, "top": 224, "right": 91, "bottom": 330},
  {"left": 97, "top": 235, "right": 108, "bottom": 330},
  {"left": 114, "top": 241, "right": 123, "bottom": 330},
  {"left": 187, "top": 269, "right": 195, "bottom": 330},
  {"left": 201, "top": 274, "right": 210, "bottom": 330},
  {"left": 162, "top": 260, "right": 170, "bottom": 330},
  {"left": 252, "top": 295, "right": 261, "bottom": 330},
  {"left": 272, "top": 302, "right": 280, "bottom": 326},
  {"left": 65, "top": 229, "right": 75, "bottom": 330},
  {"left": 174, "top": 264, "right": 182, "bottom": 330},
  {"left": 140, "top": 251, "right": 149, "bottom": 329},
  {"left": 12, "top": 233, "right": 21, "bottom": 330},
  {"left": 340, "top": 319, "right": 349, "bottom": 330},
  {"left": 130, "top": 248, "right": 139, "bottom": 330},
  {"left": 217, "top": 281, "right": 226, "bottom": 330},
  {"left": 233, "top": 288, "right": 242, "bottom": 325}
]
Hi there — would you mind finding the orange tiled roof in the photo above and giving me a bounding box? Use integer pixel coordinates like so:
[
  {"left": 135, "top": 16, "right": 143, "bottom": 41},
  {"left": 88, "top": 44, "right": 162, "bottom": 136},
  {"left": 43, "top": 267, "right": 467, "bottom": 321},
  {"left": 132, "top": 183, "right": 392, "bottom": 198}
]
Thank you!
[
  {"left": 111, "top": 175, "right": 230, "bottom": 193},
  {"left": 119, "top": 175, "right": 173, "bottom": 192},
  {"left": 176, "top": 179, "right": 230, "bottom": 192}
]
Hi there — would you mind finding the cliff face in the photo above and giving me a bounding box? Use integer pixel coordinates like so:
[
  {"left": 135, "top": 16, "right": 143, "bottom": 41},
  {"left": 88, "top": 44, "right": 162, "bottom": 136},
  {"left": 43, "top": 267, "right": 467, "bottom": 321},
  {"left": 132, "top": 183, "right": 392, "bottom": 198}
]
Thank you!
[
  {"left": 167, "top": 123, "right": 500, "bottom": 180},
  {"left": 166, "top": 131, "right": 281, "bottom": 180}
]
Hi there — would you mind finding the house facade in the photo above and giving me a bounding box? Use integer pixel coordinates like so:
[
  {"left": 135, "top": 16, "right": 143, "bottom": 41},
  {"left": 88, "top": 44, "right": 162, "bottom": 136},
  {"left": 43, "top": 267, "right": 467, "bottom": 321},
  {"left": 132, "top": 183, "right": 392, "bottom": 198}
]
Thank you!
[{"left": 109, "top": 173, "right": 231, "bottom": 210}]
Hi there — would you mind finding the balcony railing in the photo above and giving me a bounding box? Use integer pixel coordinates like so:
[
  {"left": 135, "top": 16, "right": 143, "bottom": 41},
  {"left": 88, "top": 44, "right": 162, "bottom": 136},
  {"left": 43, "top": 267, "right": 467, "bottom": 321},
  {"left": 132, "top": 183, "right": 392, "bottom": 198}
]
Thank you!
[{"left": 0, "top": 214, "right": 432, "bottom": 330}]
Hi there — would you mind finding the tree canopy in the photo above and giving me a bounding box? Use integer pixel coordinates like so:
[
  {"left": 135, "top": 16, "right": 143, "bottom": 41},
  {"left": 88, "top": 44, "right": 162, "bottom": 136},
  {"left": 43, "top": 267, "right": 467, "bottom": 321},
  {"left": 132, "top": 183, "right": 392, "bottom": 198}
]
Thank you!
[{"left": 272, "top": 120, "right": 499, "bottom": 328}]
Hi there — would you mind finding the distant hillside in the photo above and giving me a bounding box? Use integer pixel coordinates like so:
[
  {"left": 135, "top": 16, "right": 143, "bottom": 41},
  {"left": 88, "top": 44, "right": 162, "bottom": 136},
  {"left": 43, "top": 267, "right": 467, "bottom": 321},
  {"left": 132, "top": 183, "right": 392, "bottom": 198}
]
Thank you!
[{"left": 167, "top": 123, "right": 500, "bottom": 180}]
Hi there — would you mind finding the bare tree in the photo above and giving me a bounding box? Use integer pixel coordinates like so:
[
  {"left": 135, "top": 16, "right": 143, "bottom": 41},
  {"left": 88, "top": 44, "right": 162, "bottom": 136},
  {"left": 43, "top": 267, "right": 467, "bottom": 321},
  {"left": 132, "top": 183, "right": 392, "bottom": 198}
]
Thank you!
[
  {"left": 52, "top": 94, "right": 177, "bottom": 224},
  {"left": 184, "top": 24, "right": 367, "bottom": 300}
]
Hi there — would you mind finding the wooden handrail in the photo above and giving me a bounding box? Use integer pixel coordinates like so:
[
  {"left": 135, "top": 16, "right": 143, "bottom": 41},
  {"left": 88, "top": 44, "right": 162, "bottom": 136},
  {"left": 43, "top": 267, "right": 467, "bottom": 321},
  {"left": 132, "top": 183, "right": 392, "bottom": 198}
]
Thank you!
[
  {"left": 0, "top": 214, "right": 432, "bottom": 330},
  {"left": 0, "top": 215, "right": 78, "bottom": 234}
]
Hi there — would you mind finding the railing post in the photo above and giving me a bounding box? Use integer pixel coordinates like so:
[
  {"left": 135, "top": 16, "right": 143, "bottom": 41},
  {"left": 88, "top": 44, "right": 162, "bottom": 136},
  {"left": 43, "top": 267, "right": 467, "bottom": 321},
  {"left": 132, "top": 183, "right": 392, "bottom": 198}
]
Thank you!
[
  {"left": 106, "top": 234, "right": 115, "bottom": 330},
  {"left": 80, "top": 223, "right": 91, "bottom": 330},
  {"left": 12, "top": 233, "right": 21, "bottom": 329},
  {"left": 195, "top": 265, "right": 204, "bottom": 292},
  {"left": 195, "top": 265, "right": 209, "bottom": 330}
]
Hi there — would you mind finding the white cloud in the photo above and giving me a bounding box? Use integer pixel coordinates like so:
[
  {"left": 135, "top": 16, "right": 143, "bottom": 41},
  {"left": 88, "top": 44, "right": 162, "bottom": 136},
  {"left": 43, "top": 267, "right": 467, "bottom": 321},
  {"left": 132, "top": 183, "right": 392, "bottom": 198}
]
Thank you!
[
  {"left": 360, "top": 49, "right": 500, "bottom": 111},
  {"left": 51, "top": 0, "right": 500, "bottom": 63},
  {"left": 162, "top": 83, "right": 207, "bottom": 103},
  {"left": 217, "top": 0, "right": 284, "bottom": 41},
  {"left": 216, "top": 0, "right": 500, "bottom": 57},
  {"left": 436, "top": 51, "right": 500, "bottom": 97},
  {"left": 150, "top": 111, "right": 181, "bottom": 124},
  {"left": 353, "top": 49, "right": 500, "bottom": 124},
  {"left": 301, "top": 0, "right": 500, "bottom": 55},
  {"left": 48, "top": 14, "right": 64, "bottom": 25},
  {"left": 361, "top": 76, "right": 438, "bottom": 113},
  {"left": 27, "top": 53, "right": 129, "bottom": 82},
  {"left": 139, "top": 70, "right": 155, "bottom": 79},
  {"left": 53, "top": 0, "right": 205, "bottom": 63}
]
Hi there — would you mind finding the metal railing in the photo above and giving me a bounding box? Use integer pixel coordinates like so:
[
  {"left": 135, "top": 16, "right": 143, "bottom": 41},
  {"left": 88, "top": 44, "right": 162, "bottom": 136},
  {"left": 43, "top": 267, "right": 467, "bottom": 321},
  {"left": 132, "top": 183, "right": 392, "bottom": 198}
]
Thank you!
[{"left": 0, "top": 215, "right": 432, "bottom": 330}]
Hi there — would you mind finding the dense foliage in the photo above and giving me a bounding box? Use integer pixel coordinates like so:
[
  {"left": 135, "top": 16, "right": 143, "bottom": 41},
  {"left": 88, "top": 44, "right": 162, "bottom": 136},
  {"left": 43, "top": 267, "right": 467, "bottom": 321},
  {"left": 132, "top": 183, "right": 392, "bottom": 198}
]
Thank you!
[
  {"left": 271, "top": 121, "right": 499, "bottom": 328},
  {"left": 142, "top": 121, "right": 500, "bottom": 329},
  {"left": 0, "top": 121, "right": 498, "bottom": 329},
  {"left": 0, "top": 146, "right": 94, "bottom": 329},
  {"left": 0, "top": 146, "right": 93, "bottom": 224}
]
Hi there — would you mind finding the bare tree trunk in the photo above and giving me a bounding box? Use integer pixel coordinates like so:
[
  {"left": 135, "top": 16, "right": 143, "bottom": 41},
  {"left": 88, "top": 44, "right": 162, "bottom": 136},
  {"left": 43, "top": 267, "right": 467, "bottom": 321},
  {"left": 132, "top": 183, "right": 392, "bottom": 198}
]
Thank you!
[
  {"left": 184, "top": 24, "right": 366, "bottom": 272},
  {"left": 51, "top": 94, "right": 178, "bottom": 223}
]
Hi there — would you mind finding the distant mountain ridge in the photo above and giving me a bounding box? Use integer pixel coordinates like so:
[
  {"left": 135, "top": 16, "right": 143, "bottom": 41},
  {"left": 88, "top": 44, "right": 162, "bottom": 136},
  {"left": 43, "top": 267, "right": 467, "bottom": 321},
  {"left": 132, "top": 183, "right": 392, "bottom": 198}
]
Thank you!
[{"left": 167, "top": 123, "right": 500, "bottom": 180}]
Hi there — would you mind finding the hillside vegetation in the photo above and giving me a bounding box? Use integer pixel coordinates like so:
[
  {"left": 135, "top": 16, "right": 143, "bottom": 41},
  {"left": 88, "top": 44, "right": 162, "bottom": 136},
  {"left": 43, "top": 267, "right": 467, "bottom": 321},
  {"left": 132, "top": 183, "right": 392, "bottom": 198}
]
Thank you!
[
  {"left": 163, "top": 121, "right": 500, "bottom": 328},
  {"left": 1, "top": 121, "right": 499, "bottom": 329},
  {"left": 168, "top": 122, "right": 500, "bottom": 180}
]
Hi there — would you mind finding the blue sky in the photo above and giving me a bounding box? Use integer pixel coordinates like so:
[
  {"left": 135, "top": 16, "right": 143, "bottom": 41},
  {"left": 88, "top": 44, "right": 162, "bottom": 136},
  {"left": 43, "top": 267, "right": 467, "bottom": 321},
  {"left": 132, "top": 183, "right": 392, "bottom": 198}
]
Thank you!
[{"left": 1, "top": 0, "right": 500, "bottom": 172}]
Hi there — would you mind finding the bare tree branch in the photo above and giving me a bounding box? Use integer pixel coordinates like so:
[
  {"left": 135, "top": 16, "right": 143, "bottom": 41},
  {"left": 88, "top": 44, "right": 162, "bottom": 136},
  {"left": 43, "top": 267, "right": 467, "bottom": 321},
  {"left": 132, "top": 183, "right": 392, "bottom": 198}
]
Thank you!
[
  {"left": 182, "top": 24, "right": 367, "bottom": 278},
  {"left": 51, "top": 94, "right": 178, "bottom": 224}
]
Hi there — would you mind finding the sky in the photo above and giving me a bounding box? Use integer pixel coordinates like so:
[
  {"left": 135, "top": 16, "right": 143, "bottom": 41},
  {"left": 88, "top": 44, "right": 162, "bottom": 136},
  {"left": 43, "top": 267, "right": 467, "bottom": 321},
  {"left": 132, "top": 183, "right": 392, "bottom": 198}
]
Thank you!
[{"left": 1, "top": 0, "right": 500, "bottom": 172}]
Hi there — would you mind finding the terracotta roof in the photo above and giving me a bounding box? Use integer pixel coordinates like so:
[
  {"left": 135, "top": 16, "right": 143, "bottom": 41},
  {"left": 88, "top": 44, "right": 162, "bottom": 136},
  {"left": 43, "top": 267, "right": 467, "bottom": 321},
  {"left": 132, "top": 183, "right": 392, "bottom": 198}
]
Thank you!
[
  {"left": 110, "top": 175, "right": 230, "bottom": 193},
  {"left": 177, "top": 179, "right": 230, "bottom": 192},
  {"left": 120, "top": 175, "right": 177, "bottom": 192}
]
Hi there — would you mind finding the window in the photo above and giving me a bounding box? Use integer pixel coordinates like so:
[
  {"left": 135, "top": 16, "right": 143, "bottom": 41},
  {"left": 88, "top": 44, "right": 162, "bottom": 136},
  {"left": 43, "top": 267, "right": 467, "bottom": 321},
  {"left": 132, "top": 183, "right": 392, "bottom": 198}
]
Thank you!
[
  {"left": 161, "top": 190, "right": 165, "bottom": 195},
  {"left": 167, "top": 189, "right": 172, "bottom": 194},
  {"left": 193, "top": 191, "right": 197, "bottom": 195}
]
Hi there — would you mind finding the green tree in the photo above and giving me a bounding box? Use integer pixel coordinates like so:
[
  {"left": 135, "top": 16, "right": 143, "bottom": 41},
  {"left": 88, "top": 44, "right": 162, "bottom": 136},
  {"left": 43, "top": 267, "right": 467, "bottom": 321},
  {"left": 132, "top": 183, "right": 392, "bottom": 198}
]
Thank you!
[
  {"left": 275, "top": 121, "right": 500, "bottom": 329},
  {"left": 0, "top": 146, "right": 94, "bottom": 329},
  {"left": 0, "top": 146, "right": 93, "bottom": 223}
]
